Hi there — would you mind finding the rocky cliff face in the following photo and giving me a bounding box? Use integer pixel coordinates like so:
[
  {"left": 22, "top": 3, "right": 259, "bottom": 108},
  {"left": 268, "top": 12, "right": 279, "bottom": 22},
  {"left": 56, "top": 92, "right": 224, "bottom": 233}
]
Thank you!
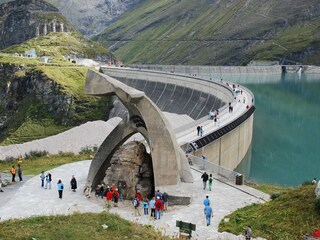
[
  {"left": 0, "top": 63, "right": 74, "bottom": 130},
  {"left": 0, "top": 0, "right": 71, "bottom": 50},
  {"left": 103, "top": 141, "right": 154, "bottom": 199},
  {"left": 47, "top": 0, "right": 143, "bottom": 36}
]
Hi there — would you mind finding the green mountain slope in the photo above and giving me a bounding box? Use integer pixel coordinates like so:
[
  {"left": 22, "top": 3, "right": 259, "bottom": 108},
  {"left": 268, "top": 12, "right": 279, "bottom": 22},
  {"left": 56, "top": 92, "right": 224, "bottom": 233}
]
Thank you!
[
  {"left": 0, "top": 32, "right": 113, "bottom": 145},
  {"left": 94, "top": 0, "right": 320, "bottom": 65}
]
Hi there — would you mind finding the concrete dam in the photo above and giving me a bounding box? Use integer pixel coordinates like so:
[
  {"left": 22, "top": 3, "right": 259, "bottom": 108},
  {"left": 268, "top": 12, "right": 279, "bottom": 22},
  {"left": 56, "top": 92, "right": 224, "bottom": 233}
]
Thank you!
[{"left": 101, "top": 67, "right": 255, "bottom": 174}]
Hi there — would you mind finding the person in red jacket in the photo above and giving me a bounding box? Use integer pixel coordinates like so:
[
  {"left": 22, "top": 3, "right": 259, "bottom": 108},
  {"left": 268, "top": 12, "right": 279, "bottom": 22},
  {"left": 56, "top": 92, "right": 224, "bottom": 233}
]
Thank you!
[
  {"left": 113, "top": 188, "right": 119, "bottom": 207},
  {"left": 312, "top": 229, "right": 320, "bottom": 238},
  {"left": 155, "top": 196, "right": 163, "bottom": 220},
  {"left": 135, "top": 191, "right": 142, "bottom": 201},
  {"left": 106, "top": 189, "right": 113, "bottom": 208}
]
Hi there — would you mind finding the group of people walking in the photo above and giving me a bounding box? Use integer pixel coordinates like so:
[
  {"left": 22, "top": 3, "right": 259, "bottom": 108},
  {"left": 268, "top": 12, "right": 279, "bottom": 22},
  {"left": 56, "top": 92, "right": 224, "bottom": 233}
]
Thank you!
[
  {"left": 201, "top": 172, "right": 213, "bottom": 191},
  {"left": 40, "top": 171, "right": 77, "bottom": 199}
]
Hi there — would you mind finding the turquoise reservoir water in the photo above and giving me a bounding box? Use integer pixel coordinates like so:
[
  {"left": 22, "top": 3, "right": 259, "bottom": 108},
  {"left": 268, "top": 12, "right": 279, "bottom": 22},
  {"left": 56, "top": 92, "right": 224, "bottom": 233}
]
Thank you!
[{"left": 220, "top": 73, "right": 320, "bottom": 186}]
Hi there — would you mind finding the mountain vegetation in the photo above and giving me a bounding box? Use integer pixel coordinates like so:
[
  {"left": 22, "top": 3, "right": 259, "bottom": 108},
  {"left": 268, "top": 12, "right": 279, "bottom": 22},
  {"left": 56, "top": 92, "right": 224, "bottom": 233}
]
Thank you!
[
  {"left": 219, "top": 183, "right": 320, "bottom": 240},
  {"left": 94, "top": 0, "right": 320, "bottom": 66},
  {"left": 0, "top": 32, "right": 113, "bottom": 145}
]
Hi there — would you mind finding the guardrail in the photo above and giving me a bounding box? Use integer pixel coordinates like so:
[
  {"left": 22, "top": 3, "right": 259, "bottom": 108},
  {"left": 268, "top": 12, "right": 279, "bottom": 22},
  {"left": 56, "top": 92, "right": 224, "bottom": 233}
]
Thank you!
[{"left": 188, "top": 155, "right": 241, "bottom": 183}]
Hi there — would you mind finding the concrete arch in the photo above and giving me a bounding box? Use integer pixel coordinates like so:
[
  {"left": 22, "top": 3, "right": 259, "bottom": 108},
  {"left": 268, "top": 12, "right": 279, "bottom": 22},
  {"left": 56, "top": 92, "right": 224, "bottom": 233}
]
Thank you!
[{"left": 84, "top": 70, "right": 193, "bottom": 196}]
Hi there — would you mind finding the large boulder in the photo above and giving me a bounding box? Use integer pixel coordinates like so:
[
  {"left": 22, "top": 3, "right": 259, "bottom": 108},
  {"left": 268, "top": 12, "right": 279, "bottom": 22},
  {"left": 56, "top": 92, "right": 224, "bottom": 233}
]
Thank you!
[{"left": 103, "top": 141, "right": 154, "bottom": 199}]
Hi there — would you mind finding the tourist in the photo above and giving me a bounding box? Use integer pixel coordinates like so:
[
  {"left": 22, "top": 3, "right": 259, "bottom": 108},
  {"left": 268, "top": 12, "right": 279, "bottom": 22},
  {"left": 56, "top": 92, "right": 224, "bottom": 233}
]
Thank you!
[
  {"left": 142, "top": 197, "right": 149, "bottom": 215},
  {"left": 245, "top": 225, "right": 252, "bottom": 240},
  {"left": 0, "top": 173, "right": 3, "bottom": 192},
  {"left": 17, "top": 164, "right": 23, "bottom": 181},
  {"left": 70, "top": 175, "right": 77, "bottom": 192},
  {"left": 162, "top": 192, "right": 169, "bottom": 211},
  {"left": 312, "top": 178, "right": 317, "bottom": 184},
  {"left": 201, "top": 172, "right": 209, "bottom": 190},
  {"left": 40, "top": 171, "right": 45, "bottom": 187},
  {"left": 208, "top": 174, "right": 213, "bottom": 191},
  {"left": 133, "top": 196, "right": 141, "bottom": 216},
  {"left": 155, "top": 196, "right": 163, "bottom": 220},
  {"left": 10, "top": 165, "right": 16, "bottom": 182},
  {"left": 113, "top": 188, "right": 119, "bottom": 207},
  {"left": 57, "top": 179, "right": 64, "bottom": 199},
  {"left": 203, "top": 194, "right": 211, "bottom": 206},
  {"left": 155, "top": 189, "right": 162, "bottom": 199},
  {"left": 150, "top": 197, "right": 156, "bottom": 219},
  {"left": 200, "top": 126, "right": 204, "bottom": 137},
  {"left": 106, "top": 188, "right": 113, "bottom": 208},
  {"left": 98, "top": 185, "right": 105, "bottom": 198},
  {"left": 197, "top": 126, "right": 201, "bottom": 136},
  {"left": 204, "top": 202, "right": 213, "bottom": 226},
  {"left": 45, "top": 172, "right": 52, "bottom": 189},
  {"left": 118, "top": 182, "right": 123, "bottom": 201},
  {"left": 135, "top": 191, "right": 142, "bottom": 201}
]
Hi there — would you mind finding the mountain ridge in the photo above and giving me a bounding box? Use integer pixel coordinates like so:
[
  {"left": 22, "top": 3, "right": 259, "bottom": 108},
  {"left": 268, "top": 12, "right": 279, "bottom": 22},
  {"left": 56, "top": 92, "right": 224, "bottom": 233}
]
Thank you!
[{"left": 94, "top": 0, "right": 320, "bottom": 65}]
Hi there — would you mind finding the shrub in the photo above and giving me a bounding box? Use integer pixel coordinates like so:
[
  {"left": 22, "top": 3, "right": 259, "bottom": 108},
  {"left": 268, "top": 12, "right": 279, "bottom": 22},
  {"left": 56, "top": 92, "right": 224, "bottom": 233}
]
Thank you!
[
  {"left": 24, "top": 150, "right": 49, "bottom": 160},
  {"left": 4, "top": 156, "right": 15, "bottom": 162},
  {"left": 79, "top": 145, "right": 98, "bottom": 155},
  {"left": 58, "top": 151, "right": 75, "bottom": 157},
  {"left": 270, "top": 192, "right": 281, "bottom": 200}
]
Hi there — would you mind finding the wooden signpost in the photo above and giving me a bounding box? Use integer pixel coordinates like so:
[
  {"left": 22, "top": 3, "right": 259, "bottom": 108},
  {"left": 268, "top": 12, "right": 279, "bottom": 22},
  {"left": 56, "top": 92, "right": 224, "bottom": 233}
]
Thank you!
[{"left": 176, "top": 220, "right": 196, "bottom": 239}]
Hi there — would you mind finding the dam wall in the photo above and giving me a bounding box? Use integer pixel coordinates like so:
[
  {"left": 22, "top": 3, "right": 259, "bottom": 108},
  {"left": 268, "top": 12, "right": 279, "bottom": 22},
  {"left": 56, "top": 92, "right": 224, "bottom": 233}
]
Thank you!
[
  {"left": 128, "top": 64, "right": 320, "bottom": 76},
  {"left": 192, "top": 114, "right": 253, "bottom": 171},
  {"left": 102, "top": 67, "right": 254, "bottom": 173}
]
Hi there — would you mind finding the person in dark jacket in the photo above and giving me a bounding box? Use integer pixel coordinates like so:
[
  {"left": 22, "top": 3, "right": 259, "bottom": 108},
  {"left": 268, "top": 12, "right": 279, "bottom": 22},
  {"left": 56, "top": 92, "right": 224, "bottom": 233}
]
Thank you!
[
  {"left": 70, "top": 175, "right": 77, "bottom": 192},
  {"left": 201, "top": 172, "right": 209, "bottom": 190}
]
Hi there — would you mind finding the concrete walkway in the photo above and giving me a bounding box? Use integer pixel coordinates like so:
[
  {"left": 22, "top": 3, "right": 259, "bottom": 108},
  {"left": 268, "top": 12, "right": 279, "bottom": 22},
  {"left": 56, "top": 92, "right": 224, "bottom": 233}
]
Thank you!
[{"left": 0, "top": 161, "right": 266, "bottom": 240}]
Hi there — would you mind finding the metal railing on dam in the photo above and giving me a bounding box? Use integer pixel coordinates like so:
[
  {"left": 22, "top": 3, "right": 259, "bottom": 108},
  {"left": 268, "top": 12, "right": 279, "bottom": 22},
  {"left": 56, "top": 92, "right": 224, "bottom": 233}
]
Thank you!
[{"left": 188, "top": 106, "right": 255, "bottom": 151}]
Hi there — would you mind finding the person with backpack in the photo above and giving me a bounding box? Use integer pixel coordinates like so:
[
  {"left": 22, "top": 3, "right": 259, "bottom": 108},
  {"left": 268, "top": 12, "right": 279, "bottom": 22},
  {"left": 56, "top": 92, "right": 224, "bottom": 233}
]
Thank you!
[
  {"left": 208, "top": 174, "right": 213, "bottom": 191},
  {"left": 162, "top": 192, "right": 169, "bottom": 211},
  {"left": 149, "top": 197, "right": 156, "bottom": 219},
  {"left": 155, "top": 196, "right": 163, "bottom": 220},
  {"left": 57, "top": 179, "right": 64, "bottom": 199},
  {"left": 142, "top": 198, "right": 149, "bottom": 215},
  {"left": 133, "top": 197, "right": 141, "bottom": 216}
]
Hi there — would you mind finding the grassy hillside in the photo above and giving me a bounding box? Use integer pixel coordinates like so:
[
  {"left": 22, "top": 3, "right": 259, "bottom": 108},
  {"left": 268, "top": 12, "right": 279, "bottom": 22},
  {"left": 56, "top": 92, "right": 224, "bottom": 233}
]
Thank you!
[
  {"left": 0, "top": 212, "right": 172, "bottom": 240},
  {"left": 0, "top": 32, "right": 113, "bottom": 145},
  {"left": 219, "top": 184, "right": 320, "bottom": 240},
  {"left": 95, "top": 0, "right": 320, "bottom": 65}
]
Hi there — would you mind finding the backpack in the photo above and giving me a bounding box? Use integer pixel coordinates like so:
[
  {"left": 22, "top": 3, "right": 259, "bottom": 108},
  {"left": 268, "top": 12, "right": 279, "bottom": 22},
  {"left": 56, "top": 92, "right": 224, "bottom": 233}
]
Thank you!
[{"left": 133, "top": 198, "right": 140, "bottom": 207}]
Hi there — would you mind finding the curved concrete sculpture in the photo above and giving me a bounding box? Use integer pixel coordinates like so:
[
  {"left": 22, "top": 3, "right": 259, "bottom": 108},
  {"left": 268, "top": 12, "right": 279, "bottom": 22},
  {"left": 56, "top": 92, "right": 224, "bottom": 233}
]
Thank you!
[{"left": 84, "top": 70, "right": 193, "bottom": 196}]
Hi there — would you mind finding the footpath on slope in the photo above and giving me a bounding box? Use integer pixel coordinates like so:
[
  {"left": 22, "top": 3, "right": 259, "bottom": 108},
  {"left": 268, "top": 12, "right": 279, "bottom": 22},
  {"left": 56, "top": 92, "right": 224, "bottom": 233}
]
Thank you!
[{"left": 0, "top": 161, "right": 266, "bottom": 240}]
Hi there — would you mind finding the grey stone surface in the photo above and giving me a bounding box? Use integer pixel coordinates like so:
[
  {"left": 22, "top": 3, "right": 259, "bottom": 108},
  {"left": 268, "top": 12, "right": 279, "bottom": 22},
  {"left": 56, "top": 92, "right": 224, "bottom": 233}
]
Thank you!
[{"left": 0, "top": 160, "right": 266, "bottom": 240}]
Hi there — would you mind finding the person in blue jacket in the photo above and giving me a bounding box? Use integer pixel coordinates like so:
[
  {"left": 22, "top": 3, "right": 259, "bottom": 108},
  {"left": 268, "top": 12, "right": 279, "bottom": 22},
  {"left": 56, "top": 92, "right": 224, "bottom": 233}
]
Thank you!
[{"left": 57, "top": 179, "right": 64, "bottom": 199}]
